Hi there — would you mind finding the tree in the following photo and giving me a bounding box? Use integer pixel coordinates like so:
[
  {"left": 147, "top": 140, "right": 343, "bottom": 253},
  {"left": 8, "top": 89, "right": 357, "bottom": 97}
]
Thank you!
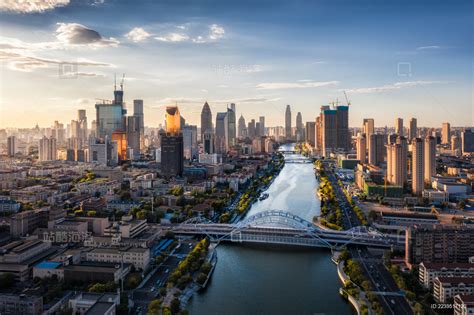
[
  {"left": 148, "top": 299, "right": 161, "bottom": 315},
  {"left": 87, "top": 210, "right": 96, "bottom": 217},
  {"left": 196, "top": 272, "right": 207, "bottom": 285},
  {"left": 88, "top": 282, "right": 106, "bottom": 293}
]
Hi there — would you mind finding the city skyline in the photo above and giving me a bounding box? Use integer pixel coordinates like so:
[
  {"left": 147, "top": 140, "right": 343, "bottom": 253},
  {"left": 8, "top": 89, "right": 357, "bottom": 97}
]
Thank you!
[{"left": 0, "top": 0, "right": 472, "bottom": 128}]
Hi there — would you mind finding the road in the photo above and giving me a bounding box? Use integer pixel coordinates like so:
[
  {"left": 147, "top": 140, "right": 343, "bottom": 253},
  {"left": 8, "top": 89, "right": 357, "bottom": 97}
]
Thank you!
[
  {"left": 131, "top": 240, "right": 197, "bottom": 314},
  {"left": 324, "top": 161, "right": 413, "bottom": 315}
]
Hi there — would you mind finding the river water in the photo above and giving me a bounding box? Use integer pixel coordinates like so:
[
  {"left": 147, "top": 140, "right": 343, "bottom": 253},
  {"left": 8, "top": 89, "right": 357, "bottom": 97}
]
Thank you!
[{"left": 188, "top": 145, "right": 353, "bottom": 315}]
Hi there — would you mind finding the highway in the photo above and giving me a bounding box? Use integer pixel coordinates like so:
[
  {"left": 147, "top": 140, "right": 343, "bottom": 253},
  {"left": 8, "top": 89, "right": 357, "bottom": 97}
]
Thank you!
[{"left": 324, "top": 162, "right": 413, "bottom": 315}]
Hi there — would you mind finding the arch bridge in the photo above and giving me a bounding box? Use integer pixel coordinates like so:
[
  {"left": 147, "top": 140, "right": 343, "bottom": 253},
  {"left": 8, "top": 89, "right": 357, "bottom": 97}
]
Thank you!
[{"left": 173, "top": 210, "right": 403, "bottom": 251}]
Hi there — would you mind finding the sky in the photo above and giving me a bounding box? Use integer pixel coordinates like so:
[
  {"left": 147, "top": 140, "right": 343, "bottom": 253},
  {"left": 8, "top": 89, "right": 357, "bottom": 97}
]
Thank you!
[{"left": 0, "top": 0, "right": 472, "bottom": 129}]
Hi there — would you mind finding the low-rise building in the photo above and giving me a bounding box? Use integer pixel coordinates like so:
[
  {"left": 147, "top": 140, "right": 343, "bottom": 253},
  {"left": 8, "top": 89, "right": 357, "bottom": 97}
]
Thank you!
[
  {"left": 454, "top": 294, "right": 474, "bottom": 315},
  {"left": 104, "top": 215, "right": 147, "bottom": 239},
  {"left": 85, "top": 247, "right": 150, "bottom": 270},
  {"left": 419, "top": 262, "right": 474, "bottom": 288},
  {"left": 433, "top": 277, "right": 474, "bottom": 303},
  {"left": 68, "top": 292, "right": 119, "bottom": 315},
  {"left": 0, "top": 199, "right": 20, "bottom": 212},
  {"left": 0, "top": 294, "right": 43, "bottom": 315}
]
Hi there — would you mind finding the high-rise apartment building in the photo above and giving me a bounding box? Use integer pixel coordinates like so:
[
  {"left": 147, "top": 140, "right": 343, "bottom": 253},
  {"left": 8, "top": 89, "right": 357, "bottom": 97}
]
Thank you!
[
  {"left": 7, "top": 136, "right": 16, "bottom": 157},
  {"left": 215, "top": 112, "right": 229, "bottom": 154},
  {"left": 183, "top": 125, "right": 198, "bottom": 160},
  {"left": 356, "top": 134, "right": 367, "bottom": 164},
  {"left": 259, "top": 116, "right": 265, "bottom": 137},
  {"left": 161, "top": 106, "right": 184, "bottom": 177},
  {"left": 305, "top": 121, "right": 315, "bottom": 146},
  {"left": 424, "top": 136, "right": 436, "bottom": 183},
  {"left": 395, "top": 118, "right": 404, "bottom": 137},
  {"left": 368, "top": 134, "right": 385, "bottom": 166},
  {"left": 285, "top": 105, "right": 292, "bottom": 141},
  {"left": 406, "top": 225, "right": 474, "bottom": 266},
  {"left": 317, "top": 105, "right": 350, "bottom": 156},
  {"left": 38, "top": 136, "right": 57, "bottom": 161},
  {"left": 362, "top": 118, "right": 374, "bottom": 138},
  {"left": 408, "top": 118, "right": 417, "bottom": 141},
  {"left": 461, "top": 129, "right": 474, "bottom": 155},
  {"left": 442, "top": 122, "right": 451, "bottom": 145},
  {"left": 227, "top": 105, "right": 236, "bottom": 147},
  {"left": 126, "top": 115, "right": 140, "bottom": 159},
  {"left": 133, "top": 100, "right": 145, "bottom": 152},
  {"left": 411, "top": 138, "right": 424, "bottom": 195},
  {"left": 200, "top": 102, "right": 213, "bottom": 141},
  {"left": 386, "top": 136, "right": 407, "bottom": 186}
]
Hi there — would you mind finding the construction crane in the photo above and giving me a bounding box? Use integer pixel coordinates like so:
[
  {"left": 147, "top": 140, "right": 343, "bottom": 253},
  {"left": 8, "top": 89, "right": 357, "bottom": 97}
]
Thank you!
[{"left": 343, "top": 91, "right": 352, "bottom": 106}]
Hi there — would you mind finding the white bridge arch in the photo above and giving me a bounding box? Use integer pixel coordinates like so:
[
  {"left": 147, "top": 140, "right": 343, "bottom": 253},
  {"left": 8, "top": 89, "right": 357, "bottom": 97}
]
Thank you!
[{"left": 175, "top": 210, "right": 401, "bottom": 250}]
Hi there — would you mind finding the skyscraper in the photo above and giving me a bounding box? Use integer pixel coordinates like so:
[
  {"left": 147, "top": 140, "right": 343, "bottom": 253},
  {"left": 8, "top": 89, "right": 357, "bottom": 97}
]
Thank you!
[
  {"left": 395, "top": 118, "right": 403, "bottom": 137},
  {"left": 126, "top": 115, "right": 140, "bottom": 159},
  {"left": 183, "top": 125, "right": 198, "bottom": 160},
  {"left": 368, "top": 134, "right": 384, "bottom": 166},
  {"left": 424, "top": 136, "right": 436, "bottom": 183},
  {"left": 215, "top": 112, "right": 228, "bottom": 154},
  {"left": 305, "top": 121, "right": 315, "bottom": 146},
  {"left": 200, "top": 102, "right": 213, "bottom": 140},
  {"left": 285, "top": 105, "right": 292, "bottom": 141},
  {"left": 227, "top": 105, "right": 236, "bottom": 147},
  {"left": 248, "top": 119, "right": 256, "bottom": 140},
  {"left": 7, "top": 136, "right": 16, "bottom": 157},
  {"left": 408, "top": 118, "right": 417, "bottom": 141},
  {"left": 442, "top": 122, "right": 451, "bottom": 145},
  {"left": 318, "top": 105, "right": 350, "bottom": 156},
  {"left": 96, "top": 85, "right": 126, "bottom": 139},
  {"left": 112, "top": 130, "right": 127, "bottom": 161},
  {"left": 386, "top": 136, "right": 407, "bottom": 186},
  {"left": 38, "top": 136, "right": 57, "bottom": 161},
  {"left": 133, "top": 100, "right": 145, "bottom": 152},
  {"left": 362, "top": 118, "right": 374, "bottom": 138},
  {"left": 296, "top": 112, "right": 304, "bottom": 142},
  {"left": 461, "top": 129, "right": 474, "bottom": 155},
  {"left": 203, "top": 130, "right": 215, "bottom": 154},
  {"left": 238, "top": 114, "right": 247, "bottom": 139},
  {"left": 259, "top": 116, "right": 265, "bottom": 136},
  {"left": 411, "top": 138, "right": 424, "bottom": 195},
  {"left": 161, "top": 106, "right": 184, "bottom": 177},
  {"left": 356, "top": 134, "right": 367, "bottom": 164}
]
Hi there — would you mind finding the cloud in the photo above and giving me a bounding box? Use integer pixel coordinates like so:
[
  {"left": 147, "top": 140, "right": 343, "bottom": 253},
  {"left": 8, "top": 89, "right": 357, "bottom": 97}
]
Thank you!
[
  {"left": 256, "top": 80, "right": 339, "bottom": 90},
  {"left": 344, "top": 80, "right": 449, "bottom": 94},
  {"left": 125, "top": 27, "right": 151, "bottom": 43},
  {"left": 209, "top": 24, "right": 225, "bottom": 40},
  {"left": 155, "top": 33, "right": 189, "bottom": 42},
  {"left": 416, "top": 45, "right": 441, "bottom": 51},
  {"left": 56, "top": 23, "right": 119, "bottom": 47},
  {"left": 0, "top": 50, "right": 112, "bottom": 72},
  {"left": 152, "top": 23, "right": 225, "bottom": 44},
  {"left": 0, "top": 0, "right": 70, "bottom": 13}
]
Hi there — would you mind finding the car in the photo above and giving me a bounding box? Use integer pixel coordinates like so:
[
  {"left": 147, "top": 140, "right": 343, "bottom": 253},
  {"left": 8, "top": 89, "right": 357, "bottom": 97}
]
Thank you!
[{"left": 165, "top": 268, "right": 169, "bottom": 273}]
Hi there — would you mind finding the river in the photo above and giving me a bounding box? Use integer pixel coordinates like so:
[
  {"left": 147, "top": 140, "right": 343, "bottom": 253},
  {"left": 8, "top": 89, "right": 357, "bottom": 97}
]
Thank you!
[{"left": 187, "top": 144, "right": 353, "bottom": 315}]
